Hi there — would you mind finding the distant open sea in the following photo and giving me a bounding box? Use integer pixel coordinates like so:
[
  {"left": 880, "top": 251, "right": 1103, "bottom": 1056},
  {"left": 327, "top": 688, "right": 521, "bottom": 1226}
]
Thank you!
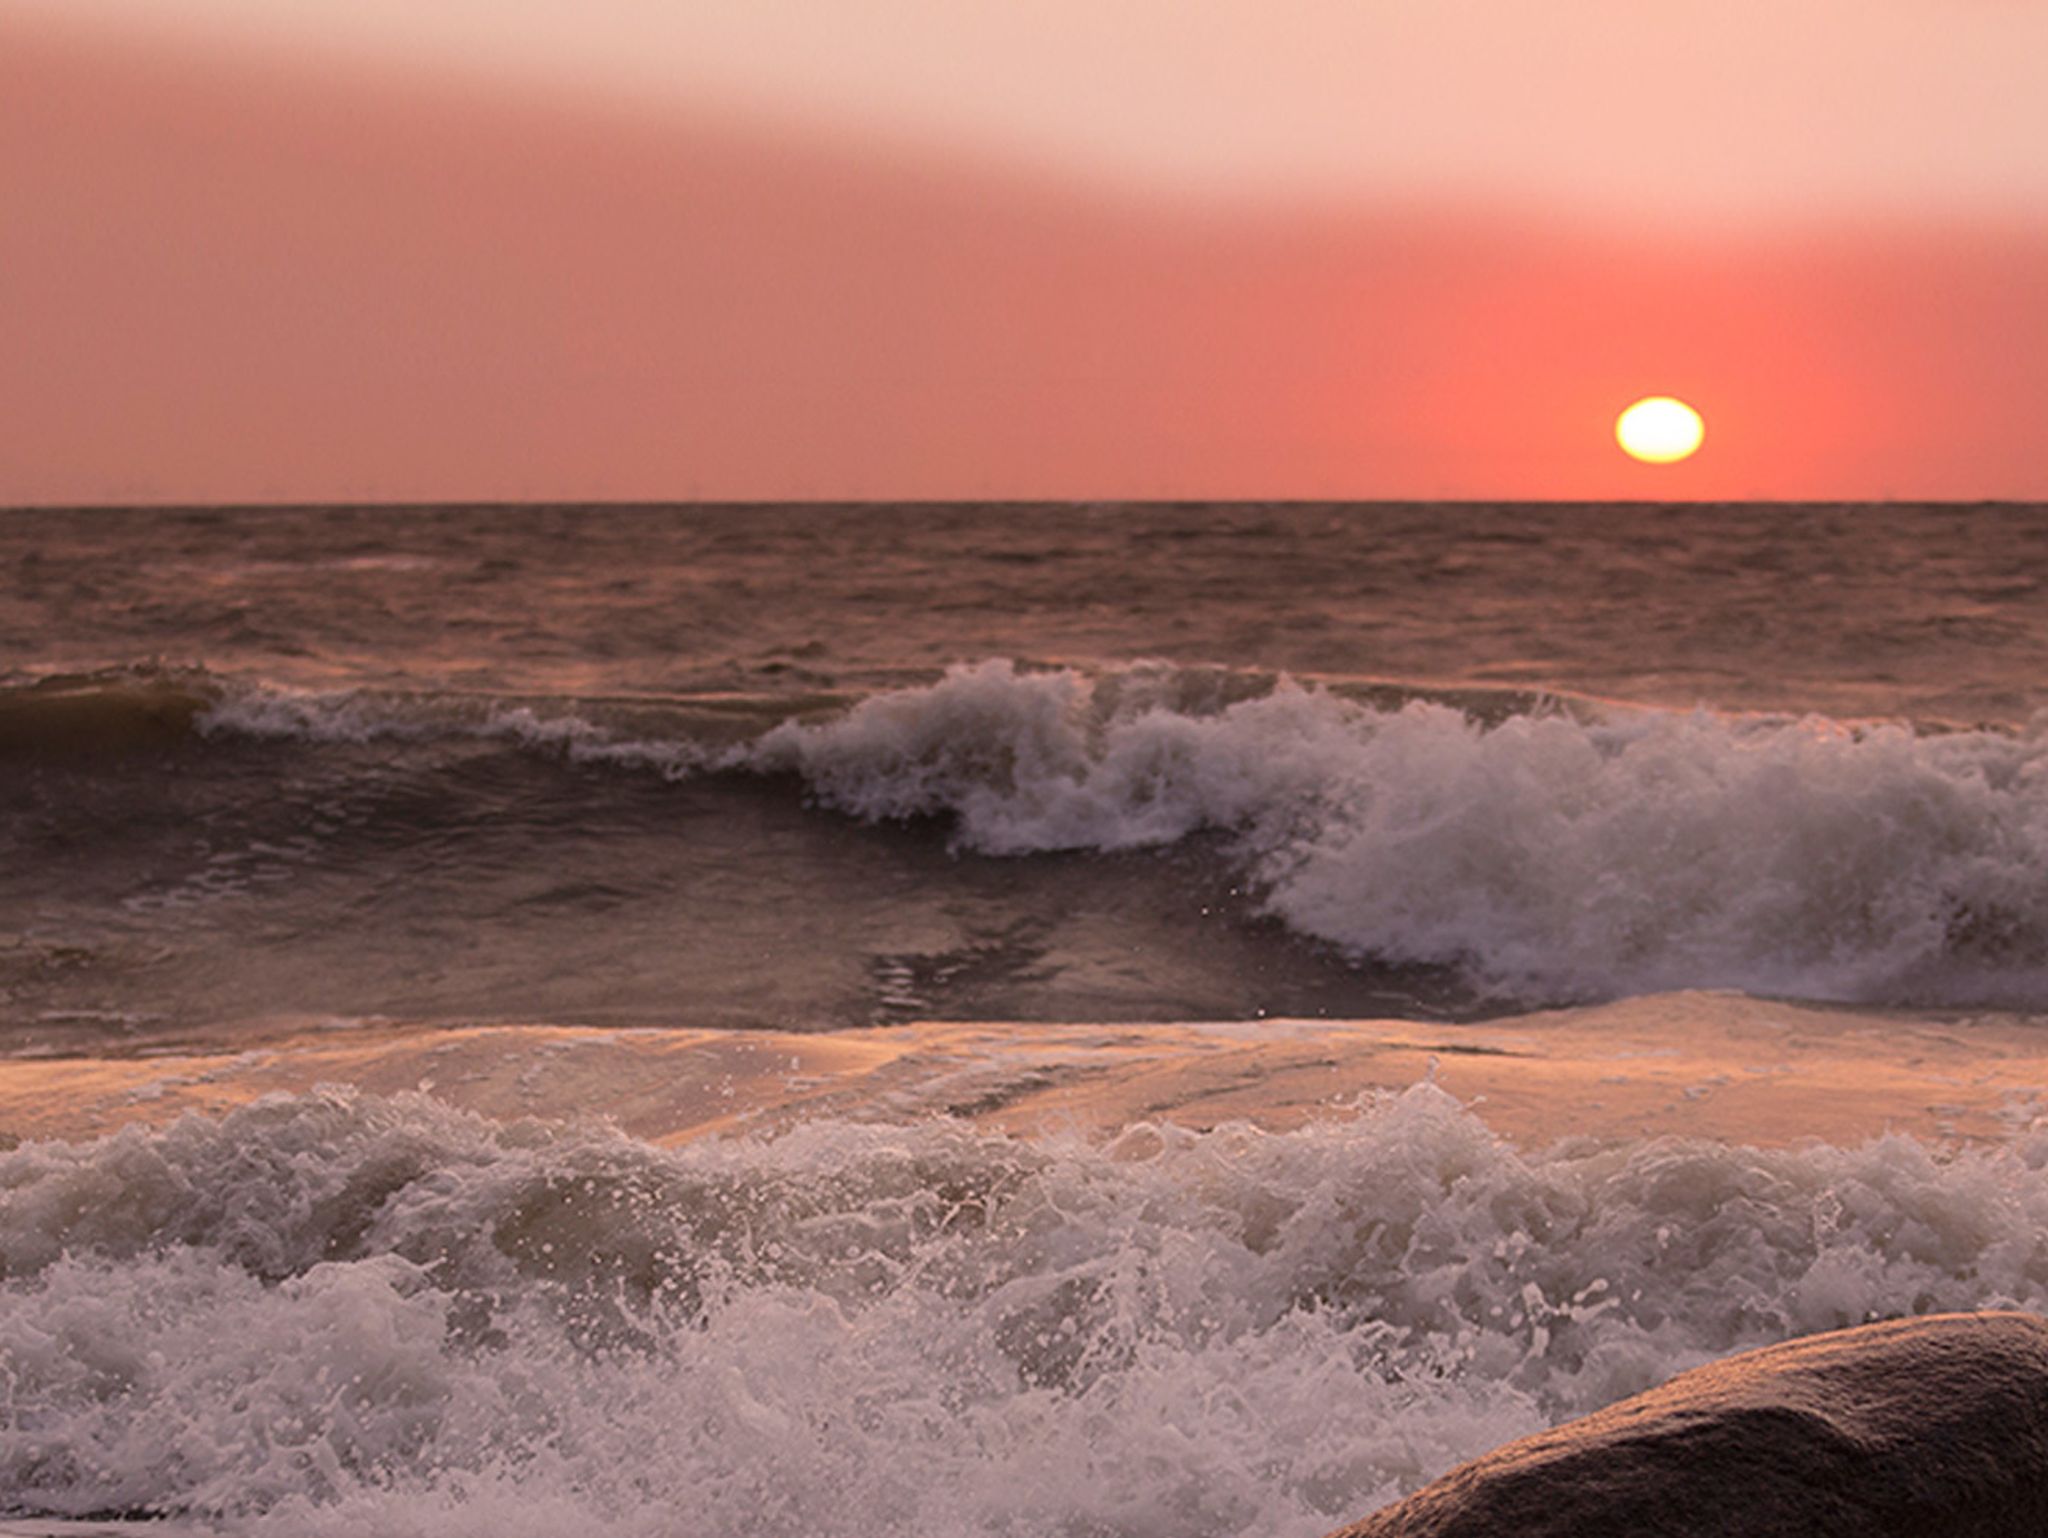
[{"left": 6, "top": 501, "right": 2048, "bottom": 1535}]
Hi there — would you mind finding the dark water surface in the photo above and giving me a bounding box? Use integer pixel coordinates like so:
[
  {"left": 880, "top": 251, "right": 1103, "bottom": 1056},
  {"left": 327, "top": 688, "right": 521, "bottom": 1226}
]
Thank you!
[{"left": 7, "top": 501, "right": 2046, "bottom": 720}]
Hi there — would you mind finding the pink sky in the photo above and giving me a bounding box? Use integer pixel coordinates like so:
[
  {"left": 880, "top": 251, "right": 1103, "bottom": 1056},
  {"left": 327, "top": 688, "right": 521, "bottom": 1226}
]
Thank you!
[{"left": 4, "top": 6, "right": 2046, "bottom": 502}]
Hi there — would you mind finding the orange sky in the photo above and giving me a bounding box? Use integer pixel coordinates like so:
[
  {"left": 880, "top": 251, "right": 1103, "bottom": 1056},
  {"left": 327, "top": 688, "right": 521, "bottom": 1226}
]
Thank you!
[{"left": 4, "top": 7, "right": 2046, "bottom": 502}]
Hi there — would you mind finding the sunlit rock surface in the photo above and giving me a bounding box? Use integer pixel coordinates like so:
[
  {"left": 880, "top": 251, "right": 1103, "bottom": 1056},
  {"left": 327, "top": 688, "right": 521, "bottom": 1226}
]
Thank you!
[{"left": 1330, "top": 1312, "right": 2048, "bottom": 1538}]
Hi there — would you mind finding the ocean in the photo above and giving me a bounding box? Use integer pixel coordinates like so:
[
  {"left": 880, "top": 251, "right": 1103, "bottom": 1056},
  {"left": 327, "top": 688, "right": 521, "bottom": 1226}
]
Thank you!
[{"left": 4, "top": 501, "right": 2048, "bottom": 1535}]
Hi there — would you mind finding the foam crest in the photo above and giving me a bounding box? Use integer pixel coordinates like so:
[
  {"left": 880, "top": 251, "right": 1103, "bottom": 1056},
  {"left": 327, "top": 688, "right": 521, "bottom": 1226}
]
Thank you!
[
  {"left": 752, "top": 661, "right": 2048, "bottom": 1003},
  {"left": 482, "top": 705, "right": 706, "bottom": 776},
  {"left": 9, "top": 1089, "right": 2048, "bottom": 1533},
  {"left": 195, "top": 686, "right": 708, "bottom": 775},
  {"left": 197, "top": 685, "right": 448, "bottom": 744}
]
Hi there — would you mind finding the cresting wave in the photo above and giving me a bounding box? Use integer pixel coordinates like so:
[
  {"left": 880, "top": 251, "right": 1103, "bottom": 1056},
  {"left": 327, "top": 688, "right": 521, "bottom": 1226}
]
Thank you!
[
  {"left": 746, "top": 661, "right": 2048, "bottom": 1006},
  {"left": 15, "top": 660, "right": 2048, "bottom": 1008},
  {"left": 0, "top": 670, "right": 221, "bottom": 756},
  {"left": 6, "top": 1087, "right": 2048, "bottom": 1536}
]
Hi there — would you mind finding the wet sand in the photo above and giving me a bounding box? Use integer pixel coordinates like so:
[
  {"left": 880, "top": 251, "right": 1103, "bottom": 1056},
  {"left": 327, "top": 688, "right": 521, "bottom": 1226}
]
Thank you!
[{"left": 6, "top": 992, "right": 2046, "bottom": 1151}]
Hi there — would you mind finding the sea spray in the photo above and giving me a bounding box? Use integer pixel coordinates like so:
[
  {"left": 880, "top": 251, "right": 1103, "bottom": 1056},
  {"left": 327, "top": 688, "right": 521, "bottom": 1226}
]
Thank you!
[{"left": 10, "top": 1086, "right": 2048, "bottom": 1534}]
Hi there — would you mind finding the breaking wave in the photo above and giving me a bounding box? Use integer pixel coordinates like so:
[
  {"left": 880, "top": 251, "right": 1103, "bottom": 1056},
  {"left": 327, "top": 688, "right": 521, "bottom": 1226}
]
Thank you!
[
  {"left": 16, "top": 659, "right": 2048, "bottom": 1008},
  {"left": 747, "top": 661, "right": 2048, "bottom": 1006}
]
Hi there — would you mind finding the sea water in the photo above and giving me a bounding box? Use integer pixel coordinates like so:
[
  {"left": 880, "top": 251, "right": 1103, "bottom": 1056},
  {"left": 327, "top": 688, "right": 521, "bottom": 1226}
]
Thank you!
[{"left": 4, "top": 501, "right": 2048, "bottom": 1534}]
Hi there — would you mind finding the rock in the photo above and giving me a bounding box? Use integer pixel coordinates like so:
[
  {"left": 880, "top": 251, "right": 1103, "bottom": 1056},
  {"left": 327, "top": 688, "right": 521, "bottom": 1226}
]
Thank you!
[{"left": 1328, "top": 1312, "right": 2048, "bottom": 1538}]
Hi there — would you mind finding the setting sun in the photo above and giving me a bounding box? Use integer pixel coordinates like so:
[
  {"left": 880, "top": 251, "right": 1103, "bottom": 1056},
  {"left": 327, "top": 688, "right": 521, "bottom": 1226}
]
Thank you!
[{"left": 1616, "top": 396, "right": 1706, "bottom": 464}]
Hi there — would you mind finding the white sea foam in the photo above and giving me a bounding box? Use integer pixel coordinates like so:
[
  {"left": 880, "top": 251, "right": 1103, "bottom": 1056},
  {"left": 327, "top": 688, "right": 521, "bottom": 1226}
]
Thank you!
[
  {"left": 6, "top": 1088, "right": 2048, "bottom": 1534},
  {"left": 480, "top": 705, "right": 705, "bottom": 776},
  {"left": 195, "top": 686, "right": 452, "bottom": 745},
  {"left": 198, "top": 688, "right": 705, "bottom": 775},
  {"left": 748, "top": 661, "right": 2048, "bottom": 1005}
]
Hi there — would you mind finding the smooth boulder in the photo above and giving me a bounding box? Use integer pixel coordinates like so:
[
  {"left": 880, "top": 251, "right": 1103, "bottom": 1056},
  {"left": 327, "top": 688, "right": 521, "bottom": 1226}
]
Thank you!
[{"left": 1329, "top": 1312, "right": 2048, "bottom": 1538}]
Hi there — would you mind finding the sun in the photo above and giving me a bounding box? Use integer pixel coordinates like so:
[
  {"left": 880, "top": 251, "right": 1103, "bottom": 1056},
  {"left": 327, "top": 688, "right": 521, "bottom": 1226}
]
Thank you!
[{"left": 1615, "top": 396, "right": 1705, "bottom": 464}]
